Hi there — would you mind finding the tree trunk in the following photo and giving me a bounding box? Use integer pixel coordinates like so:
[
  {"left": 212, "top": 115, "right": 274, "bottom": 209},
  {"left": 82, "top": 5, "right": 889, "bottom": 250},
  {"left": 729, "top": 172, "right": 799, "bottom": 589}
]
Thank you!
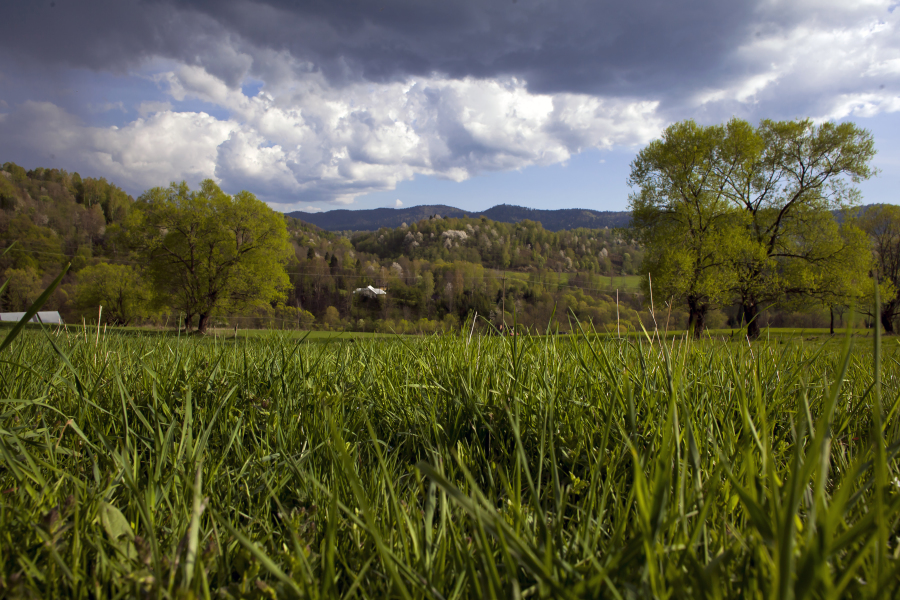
[
  {"left": 687, "top": 298, "right": 706, "bottom": 339},
  {"left": 881, "top": 309, "right": 895, "bottom": 334},
  {"left": 743, "top": 302, "right": 761, "bottom": 340},
  {"left": 183, "top": 314, "right": 193, "bottom": 332},
  {"left": 197, "top": 313, "right": 209, "bottom": 334},
  {"left": 830, "top": 306, "right": 835, "bottom": 335},
  {"left": 693, "top": 308, "right": 706, "bottom": 339}
]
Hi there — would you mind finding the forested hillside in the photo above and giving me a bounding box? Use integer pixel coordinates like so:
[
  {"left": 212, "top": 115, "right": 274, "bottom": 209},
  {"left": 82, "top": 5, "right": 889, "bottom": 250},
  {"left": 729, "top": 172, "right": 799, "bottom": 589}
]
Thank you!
[
  {"left": 4, "top": 160, "right": 872, "bottom": 335},
  {"left": 289, "top": 214, "right": 647, "bottom": 333},
  {"left": 0, "top": 162, "right": 133, "bottom": 317},
  {"left": 1, "top": 162, "right": 651, "bottom": 334}
]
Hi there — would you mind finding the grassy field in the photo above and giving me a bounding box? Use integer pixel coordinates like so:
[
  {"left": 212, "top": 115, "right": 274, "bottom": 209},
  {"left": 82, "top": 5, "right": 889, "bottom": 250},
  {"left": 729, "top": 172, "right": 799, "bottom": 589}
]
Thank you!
[
  {"left": 501, "top": 272, "right": 643, "bottom": 292},
  {"left": 1, "top": 324, "right": 899, "bottom": 598},
  {"left": 0, "top": 322, "right": 397, "bottom": 341},
  {"left": 4, "top": 320, "right": 881, "bottom": 342},
  {"left": 605, "top": 275, "right": 643, "bottom": 290}
]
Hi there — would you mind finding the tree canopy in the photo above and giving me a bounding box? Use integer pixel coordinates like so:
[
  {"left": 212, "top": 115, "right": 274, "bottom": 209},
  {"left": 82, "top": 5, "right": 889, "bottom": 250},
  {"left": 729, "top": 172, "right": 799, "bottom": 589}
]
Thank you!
[
  {"left": 125, "top": 180, "right": 292, "bottom": 333},
  {"left": 630, "top": 118, "right": 876, "bottom": 338},
  {"left": 4, "top": 155, "right": 891, "bottom": 336},
  {"left": 858, "top": 204, "right": 900, "bottom": 333},
  {"left": 629, "top": 120, "right": 746, "bottom": 336},
  {"left": 74, "top": 262, "right": 153, "bottom": 326}
]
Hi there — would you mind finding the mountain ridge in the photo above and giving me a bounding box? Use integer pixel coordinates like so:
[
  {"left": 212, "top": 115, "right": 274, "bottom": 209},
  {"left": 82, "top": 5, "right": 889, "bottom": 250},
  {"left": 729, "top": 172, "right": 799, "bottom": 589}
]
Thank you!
[
  {"left": 285, "top": 203, "right": 632, "bottom": 232},
  {"left": 286, "top": 202, "right": 882, "bottom": 232}
]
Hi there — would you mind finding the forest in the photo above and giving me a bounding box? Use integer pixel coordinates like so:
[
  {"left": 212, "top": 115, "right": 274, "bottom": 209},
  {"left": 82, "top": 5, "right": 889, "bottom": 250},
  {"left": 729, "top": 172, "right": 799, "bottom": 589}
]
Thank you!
[
  {"left": 0, "top": 162, "right": 653, "bottom": 334},
  {"left": 1, "top": 144, "right": 896, "bottom": 336}
]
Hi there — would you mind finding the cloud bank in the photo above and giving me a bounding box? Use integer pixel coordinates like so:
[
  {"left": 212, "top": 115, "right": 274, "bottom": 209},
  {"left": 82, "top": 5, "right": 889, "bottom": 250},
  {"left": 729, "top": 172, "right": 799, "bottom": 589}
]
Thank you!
[{"left": 0, "top": 0, "right": 898, "bottom": 207}]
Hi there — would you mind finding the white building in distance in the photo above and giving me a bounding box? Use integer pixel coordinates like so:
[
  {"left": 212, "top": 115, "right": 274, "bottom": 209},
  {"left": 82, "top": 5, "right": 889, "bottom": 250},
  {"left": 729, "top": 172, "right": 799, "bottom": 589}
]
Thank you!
[
  {"left": 0, "top": 311, "right": 64, "bottom": 324},
  {"left": 352, "top": 286, "right": 387, "bottom": 299}
]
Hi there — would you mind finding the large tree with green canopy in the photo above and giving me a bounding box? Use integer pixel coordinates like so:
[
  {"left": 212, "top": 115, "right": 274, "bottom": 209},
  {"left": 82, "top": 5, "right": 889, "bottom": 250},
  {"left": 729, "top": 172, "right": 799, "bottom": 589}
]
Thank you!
[
  {"left": 74, "top": 262, "right": 153, "bottom": 326},
  {"left": 125, "top": 179, "right": 292, "bottom": 333},
  {"left": 857, "top": 204, "right": 900, "bottom": 333},
  {"left": 630, "top": 118, "right": 876, "bottom": 338},
  {"left": 716, "top": 118, "right": 876, "bottom": 338},
  {"left": 629, "top": 120, "right": 747, "bottom": 337}
]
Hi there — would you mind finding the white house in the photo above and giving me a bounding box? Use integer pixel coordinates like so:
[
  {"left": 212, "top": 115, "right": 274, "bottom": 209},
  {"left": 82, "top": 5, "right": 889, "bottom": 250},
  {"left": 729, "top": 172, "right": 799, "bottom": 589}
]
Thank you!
[
  {"left": 352, "top": 285, "right": 387, "bottom": 299},
  {"left": 0, "top": 311, "right": 64, "bottom": 324}
]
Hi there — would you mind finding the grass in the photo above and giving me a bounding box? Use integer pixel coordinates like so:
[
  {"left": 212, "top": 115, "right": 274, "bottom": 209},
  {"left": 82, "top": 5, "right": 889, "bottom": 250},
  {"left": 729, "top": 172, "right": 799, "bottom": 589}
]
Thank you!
[
  {"left": 204, "top": 329, "right": 394, "bottom": 341},
  {"left": 1, "top": 321, "right": 899, "bottom": 598},
  {"left": 605, "top": 275, "right": 643, "bottom": 290},
  {"left": 0, "top": 321, "right": 883, "bottom": 341},
  {"left": 501, "top": 272, "right": 643, "bottom": 292},
  {"left": 0, "top": 322, "right": 399, "bottom": 341}
]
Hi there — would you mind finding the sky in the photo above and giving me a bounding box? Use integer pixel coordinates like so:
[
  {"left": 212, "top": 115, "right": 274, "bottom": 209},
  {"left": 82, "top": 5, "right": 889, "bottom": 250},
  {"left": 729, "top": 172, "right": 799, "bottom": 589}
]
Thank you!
[{"left": 1, "top": 0, "right": 899, "bottom": 214}]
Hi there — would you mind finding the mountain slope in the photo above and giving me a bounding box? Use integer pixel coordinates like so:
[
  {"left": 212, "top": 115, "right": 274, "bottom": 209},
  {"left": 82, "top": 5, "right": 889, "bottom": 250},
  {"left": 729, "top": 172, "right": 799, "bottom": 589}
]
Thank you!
[
  {"left": 286, "top": 204, "right": 631, "bottom": 232},
  {"left": 286, "top": 205, "right": 470, "bottom": 231},
  {"left": 479, "top": 205, "right": 631, "bottom": 230}
]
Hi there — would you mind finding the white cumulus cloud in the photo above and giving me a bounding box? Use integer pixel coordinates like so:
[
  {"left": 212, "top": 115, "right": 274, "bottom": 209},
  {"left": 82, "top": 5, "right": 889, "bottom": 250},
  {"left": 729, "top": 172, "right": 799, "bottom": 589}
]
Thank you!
[
  {"left": 0, "top": 101, "right": 236, "bottom": 192},
  {"left": 1, "top": 64, "right": 664, "bottom": 207},
  {"left": 691, "top": 5, "right": 900, "bottom": 122}
]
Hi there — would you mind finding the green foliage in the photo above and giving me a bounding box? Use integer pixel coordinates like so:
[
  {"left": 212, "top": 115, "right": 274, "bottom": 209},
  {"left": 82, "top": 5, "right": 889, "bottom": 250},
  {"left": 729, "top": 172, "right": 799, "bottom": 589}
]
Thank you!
[
  {"left": 629, "top": 120, "right": 748, "bottom": 336},
  {"left": 125, "top": 180, "right": 292, "bottom": 333},
  {"left": 350, "top": 218, "right": 639, "bottom": 275},
  {"left": 0, "top": 328, "right": 899, "bottom": 597},
  {"left": 720, "top": 118, "right": 876, "bottom": 337},
  {"left": 0, "top": 163, "right": 137, "bottom": 321},
  {"left": 0, "top": 162, "right": 652, "bottom": 330},
  {"left": 631, "top": 118, "right": 877, "bottom": 338},
  {"left": 74, "top": 262, "right": 153, "bottom": 326},
  {"left": 293, "top": 218, "right": 647, "bottom": 332},
  {"left": 0, "top": 174, "right": 17, "bottom": 210},
  {"left": 2, "top": 162, "right": 28, "bottom": 183},
  {"left": 857, "top": 204, "right": 900, "bottom": 333},
  {"left": 1, "top": 266, "right": 43, "bottom": 311},
  {"left": 323, "top": 305, "right": 341, "bottom": 327}
]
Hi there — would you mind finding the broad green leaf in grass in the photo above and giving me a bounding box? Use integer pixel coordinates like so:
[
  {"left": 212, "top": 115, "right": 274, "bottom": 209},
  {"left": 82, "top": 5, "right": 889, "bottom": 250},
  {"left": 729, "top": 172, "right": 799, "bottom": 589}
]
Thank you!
[{"left": 99, "top": 502, "right": 136, "bottom": 560}]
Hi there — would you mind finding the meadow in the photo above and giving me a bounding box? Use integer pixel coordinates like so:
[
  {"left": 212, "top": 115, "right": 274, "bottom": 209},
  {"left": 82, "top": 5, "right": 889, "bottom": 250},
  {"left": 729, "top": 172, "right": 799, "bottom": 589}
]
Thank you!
[{"left": 1, "top": 322, "right": 899, "bottom": 598}]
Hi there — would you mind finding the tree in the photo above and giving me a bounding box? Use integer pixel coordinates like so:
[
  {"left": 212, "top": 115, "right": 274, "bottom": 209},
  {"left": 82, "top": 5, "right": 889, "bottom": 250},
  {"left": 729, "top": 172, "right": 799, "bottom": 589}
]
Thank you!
[
  {"left": 786, "top": 216, "right": 873, "bottom": 334},
  {"left": 422, "top": 270, "right": 435, "bottom": 303},
  {"left": 323, "top": 306, "right": 341, "bottom": 328},
  {"left": 126, "top": 179, "right": 291, "bottom": 334},
  {"left": 75, "top": 263, "right": 153, "bottom": 326},
  {"left": 0, "top": 174, "right": 17, "bottom": 210},
  {"left": 2, "top": 266, "right": 42, "bottom": 311},
  {"left": 631, "top": 118, "right": 876, "bottom": 339},
  {"left": 629, "top": 120, "right": 744, "bottom": 337},
  {"left": 858, "top": 204, "right": 900, "bottom": 333},
  {"left": 715, "top": 118, "right": 876, "bottom": 338}
]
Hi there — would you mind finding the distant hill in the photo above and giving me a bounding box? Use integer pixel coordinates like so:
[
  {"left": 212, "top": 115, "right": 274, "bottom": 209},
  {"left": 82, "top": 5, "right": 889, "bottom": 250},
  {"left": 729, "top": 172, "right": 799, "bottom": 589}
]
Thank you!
[
  {"left": 480, "top": 205, "right": 631, "bottom": 231},
  {"left": 286, "top": 204, "right": 631, "bottom": 232},
  {"left": 286, "top": 205, "right": 469, "bottom": 231}
]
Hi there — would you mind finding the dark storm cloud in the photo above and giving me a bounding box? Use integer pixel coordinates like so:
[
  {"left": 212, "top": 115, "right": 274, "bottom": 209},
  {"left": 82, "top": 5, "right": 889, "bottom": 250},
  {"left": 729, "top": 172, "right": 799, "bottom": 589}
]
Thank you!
[
  {"left": 4, "top": 0, "right": 898, "bottom": 206},
  {"left": 1, "top": 0, "right": 248, "bottom": 86},
  {"left": 2, "top": 0, "right": 760, "bottom": 98}
]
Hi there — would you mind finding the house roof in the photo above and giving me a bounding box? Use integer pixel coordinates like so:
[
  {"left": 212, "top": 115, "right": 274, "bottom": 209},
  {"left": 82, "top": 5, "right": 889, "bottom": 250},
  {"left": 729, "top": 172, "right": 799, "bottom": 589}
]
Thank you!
[
  {"left": 353, "top": 285, "right": 387, "bottom": 296},
  {"left": 0, "top": 311, "right": 64, "bottom": 324}
]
